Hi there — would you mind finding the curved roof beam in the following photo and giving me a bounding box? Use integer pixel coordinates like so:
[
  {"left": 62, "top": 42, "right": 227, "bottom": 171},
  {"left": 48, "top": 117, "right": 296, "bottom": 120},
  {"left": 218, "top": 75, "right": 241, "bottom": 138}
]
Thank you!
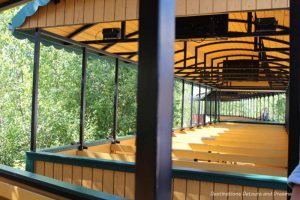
[
  {"left": 204, "top": 48, "right": 258, "bottom": 66},
  {"left": 196, "top": 40, "right": 253, "bottom": 49}
]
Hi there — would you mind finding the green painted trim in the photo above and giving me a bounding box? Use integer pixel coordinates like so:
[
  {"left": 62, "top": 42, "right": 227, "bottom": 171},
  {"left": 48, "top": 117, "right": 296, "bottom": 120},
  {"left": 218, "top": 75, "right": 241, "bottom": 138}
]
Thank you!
[
  {"left": 9, "top": 0, "right": 50, "bottom": 30},
  {"left": 11, "top": 29, "right": 83, "bottom": 55},
  {"left": 0, "top": 164, "right": 126, "bottom": 200},
  {"left": 40, "top": 135, "right": 135, "bottom": 153},
  {"left": 25, "top": 154, "right": 34, "bottom": 172},
  {"left": 26, "top": 151, "right": 288, "bottom": 190},
  {"left": 220, "top": 120, "right": 285, "bottom": 126},
  {"left": 173, "top": 167, "right": 287, "bottom": 190},
  {"left": 27, "top": 151, "right": 136, "bottom": 173}
]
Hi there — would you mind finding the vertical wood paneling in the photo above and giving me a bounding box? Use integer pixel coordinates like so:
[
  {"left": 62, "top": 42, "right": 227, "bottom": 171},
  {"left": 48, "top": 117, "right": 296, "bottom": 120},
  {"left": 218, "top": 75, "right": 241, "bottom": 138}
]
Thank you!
[
  {"left": 74, "top": 0, "right": 84, "bottom": 24},
  {"left": 125, "top": 172, "right": 135, "bottom": 199},
  {"left": 104, "top": 0, "right": 116, "bottom": 22},
  {"left": 92, "top": 168, "right": 103, "bottom": 191},
  {"left": 29, "top": 9, "right": 38, "bottom": 28},
  {"left": 94, "top": 0, "right": 105, "bottom": 22},
  {"left": 30, "top": 160, "right": 290, "bottom": 200},
  {"left": 176, "top": 0, "right": 187, "bottom": 16},
  {"left": 213, "top": 0, "right": 227, "bottom": 13},
  {"left": 114, "top": 171, "right": 125, "bottom": 197},
  {"left": 258, "top": 188, "right": 273, "bottom": 200},
  {"left": 82, "top": 167, "right": 93, "bottom": 189},
  {"left": 53, "top": 163, "right": 63, "bottom": 181},
  {"left": 135, "top": 0, "right": 139, "bottom": 19},
  {"left": 257, "top": 0, "right": 272, "bottom": 9},
  {"left": 199, "top": 0, "right": 213, "bottom": 14},
  {"left": 21, "top": 19, "right": 30, "bottom": 29},
  {"left": 186, "top": 0, "right": 199, "bottom": 15},
  {"left": 125, "top": 0, "right": 137, "bottom": 20},
  {"left": 186, "top": 180, "right": 200, "bottom": 200},
  {"left": 35, "top": 161, "right": 45, "bottom": 175},
  {"left": 65, "top": 0, "right": 75, "bottom": 24},
  {"left": 72, "top": 166, "right": 83, "bottom": 186},
  {"left": 19, "top": 0, "right": 291, "bottom": 28},
  {"left": 228, "top": 185, "right": 243, "bottom": 200},
  {"left": 242, "top": 0, "right": 257, "bottom": 10},
  {"left": 37, "top": 6, "right": 47, "bottom": 27},
  {"left": 55, "top": 0, "right": 65, "bottom": 26},
  {"left": 115, "top": 0, "right": 126, "bottom": 20},
  {"left": 46, "top": 2, "right": 56, "bottom": 27},
  {"left": 272, "top": 0, "right": 288, "bottom": 8},
  {"left": 200, "top": 181, "right": 214, "bottom": 200},
  {"left": 84, "top": 0, "right": 95, "bottom": 23},
  {"left": 44, "top": 162, "right": 54, "bottom": 178},
  {"left": 227, "top": 0, "right": 242, "bottom": 11},
  {"left": 62, "top": 164, "right": 73, "bottom": 183},
  {"left": 243, "top": 186, "right": 258, "bottom": 200},
  {"left": 214, "top": 183, "right": 228, "bottom": 200},
  {"left": 103, "top": 170, "right": 114, "bottom": 194},
  {"left": 173, "top": 178, "right": 187, "bottom": 200}
]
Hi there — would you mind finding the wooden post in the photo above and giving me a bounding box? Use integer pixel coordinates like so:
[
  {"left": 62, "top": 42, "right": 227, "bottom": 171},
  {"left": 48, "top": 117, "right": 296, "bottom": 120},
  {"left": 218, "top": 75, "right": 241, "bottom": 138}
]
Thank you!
[
  {"left": 112, "top": 58, "right": 119, "bottom": 144},
  {"left": 204, "top": 86, "right": 207, "bottom": 125},
  {"left": 135, "top": 0, "right": 175, "bottom": 198},
  {"left": 209, "top": 89, "right": 212, "bottom": 123},
  {"left": 30, "top": 28, "right": 41, "bottom": 152},
  {"left": 288, "top": 0, "right": 300, "bottom": 176},
  {"left": 197, "top": 85, "right": 201, "bottom": 125},
  {"left": 190, "top": 83, "right": 194, "bottom": 127},
  {"left": 79, "top": 47, "right": 87, "bottom": 150},
  {"left": 181, "top": 80, "right": 185, "bottom": 129}
]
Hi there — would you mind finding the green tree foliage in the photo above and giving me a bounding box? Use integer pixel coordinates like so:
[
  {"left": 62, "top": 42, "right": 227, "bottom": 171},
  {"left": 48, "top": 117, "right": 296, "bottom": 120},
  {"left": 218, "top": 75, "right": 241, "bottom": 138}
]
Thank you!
[
  {"left": 220, "top": 93, "right": 286, "bottom": 123},
  {"left": 0, "top": 9, "right": 137, "bottom": 168},
  {"left": 0, "top": 9, "right": 33, "bottom": 167},
  {"left": 173, "top": 79, "right": 183, "bottom": 129}
]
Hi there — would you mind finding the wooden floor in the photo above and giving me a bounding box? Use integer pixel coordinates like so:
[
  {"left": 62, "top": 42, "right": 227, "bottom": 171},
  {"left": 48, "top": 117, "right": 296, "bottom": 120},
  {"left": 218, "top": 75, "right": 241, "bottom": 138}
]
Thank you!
[{"left": 74, "top": 122, "right": 288, "bottom": 177}]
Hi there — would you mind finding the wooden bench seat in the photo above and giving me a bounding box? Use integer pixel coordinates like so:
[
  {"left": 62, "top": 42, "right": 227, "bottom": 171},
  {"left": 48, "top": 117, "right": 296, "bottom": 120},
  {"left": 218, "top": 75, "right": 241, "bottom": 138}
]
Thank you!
[
  {"left": 173, "top": 160, "right": 287, "bottom": 177},
  {"left": 76, "top": 150, "right": 287, "bottom": 176},
  {"left": 71, "top": 122, "right": 288, "bottom": 177},
  {"left": 188, "top": 143, "right": 287, "bottom": 157},
  {"left": 111, "top": 144, "right": 287, "bottom": 167},
  {"left": 202, "top": 140, "right": 287, "bottom": 150}
]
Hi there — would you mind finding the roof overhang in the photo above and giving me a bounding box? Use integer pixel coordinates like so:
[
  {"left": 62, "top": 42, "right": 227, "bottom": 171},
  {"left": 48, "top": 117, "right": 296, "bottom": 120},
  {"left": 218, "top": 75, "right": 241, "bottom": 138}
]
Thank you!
[{"left": 9, "top": 0, "right": 290, "bottom": 91}]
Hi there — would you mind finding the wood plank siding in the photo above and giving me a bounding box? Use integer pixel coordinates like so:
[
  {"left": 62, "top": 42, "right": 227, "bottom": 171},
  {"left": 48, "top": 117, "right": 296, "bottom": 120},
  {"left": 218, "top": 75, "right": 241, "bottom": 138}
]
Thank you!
[
  {"left": 34, "top": 160, "right": 287, "bottom": 200},
  {"left": 20, "top": 0, "right": 289, "bottom": 29}
]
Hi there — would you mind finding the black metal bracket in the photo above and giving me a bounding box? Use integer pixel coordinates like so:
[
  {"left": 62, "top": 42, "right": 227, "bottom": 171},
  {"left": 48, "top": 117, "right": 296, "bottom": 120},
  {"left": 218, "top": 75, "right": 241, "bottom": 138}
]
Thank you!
[
  {"left": 111, "top": 140, "right": 120, "bottom": 144},
  {"left": 78, "top": 146, "right": 88, "bottom": 150}
]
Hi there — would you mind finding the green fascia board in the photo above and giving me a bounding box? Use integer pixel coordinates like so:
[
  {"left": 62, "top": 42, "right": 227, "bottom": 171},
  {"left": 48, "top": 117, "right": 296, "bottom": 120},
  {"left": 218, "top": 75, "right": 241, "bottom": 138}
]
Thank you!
[
  {"left": 0, "top": 164, "right": 126, "bottom": 200},
  {"left": 27, "top": 151, "right": 136, "bottom": 173},
  {"left": 9, "top": 0, "right": 50, "bottom": 30},
  {"left": 27, "top": 151, "right": 288, "bottom": 190},
  {"left": 11, "top": 29, "right": 83, "bottom": 54},
  {"left": 39, "top": 135, "right": 135, "bottom": 153},
  {"left": 173, "top": 167, "right": 288, "bottom": 190}
]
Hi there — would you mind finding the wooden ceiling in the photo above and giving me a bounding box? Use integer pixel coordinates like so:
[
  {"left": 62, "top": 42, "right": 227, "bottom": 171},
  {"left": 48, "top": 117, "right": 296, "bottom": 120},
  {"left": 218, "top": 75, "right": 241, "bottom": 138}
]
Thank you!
[{"left": 38, "top": 9, "right": 289, "bottom": 90}]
